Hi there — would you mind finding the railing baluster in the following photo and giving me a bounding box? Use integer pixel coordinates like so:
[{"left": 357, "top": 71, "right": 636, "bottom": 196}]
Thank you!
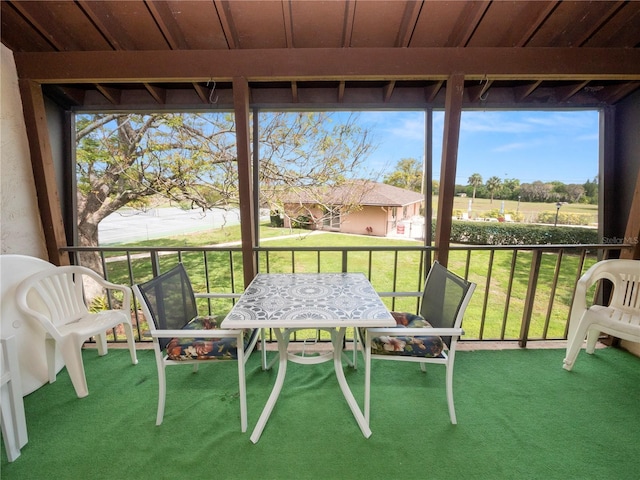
[
  {"left": 564, "top": 249, "right": 589, "bottom": 338},
  {"left": 500, "top": 250, "right": 518, "bottom": 340},
  {"left": 150, "top": 251, "right": 161, "bottom": 277},
  {"left": 478, "top": 250, "right": 495, "bottom": 340},
  {"left": 543, "top": 249, "right": 564, "bottom": 339},
  {"left": 203, "top": 251, "right": 211, "bottom": 314},
  {"left": 464, "top": 250, "right": 471, "bottom": 280},
  {"left": 391, "top": 250, "right": 399, "bottom": 311},
  {"left": 229, "top": 250, "right": 235, "bottom": 300},
  {"left": 416, "top": 250, "right": 425, "bottom": 312},
  {"left": 520, "top": 249, "right": 543, "bottom": 347}
]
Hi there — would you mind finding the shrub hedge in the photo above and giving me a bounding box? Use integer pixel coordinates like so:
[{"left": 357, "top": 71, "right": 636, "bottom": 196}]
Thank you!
[{"left": 447, "top": 221, "right": 598, "bottom": 245}]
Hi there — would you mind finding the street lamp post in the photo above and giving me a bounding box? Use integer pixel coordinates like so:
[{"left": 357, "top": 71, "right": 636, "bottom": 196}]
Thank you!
[{"left": 554, "top": 202, "right": 562, "bottom": 226}]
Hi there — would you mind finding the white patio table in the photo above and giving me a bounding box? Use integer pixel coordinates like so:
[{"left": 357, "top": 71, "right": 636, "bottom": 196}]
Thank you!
[{"left": 221, "top": 272, "right": 395, "bottom": 444}]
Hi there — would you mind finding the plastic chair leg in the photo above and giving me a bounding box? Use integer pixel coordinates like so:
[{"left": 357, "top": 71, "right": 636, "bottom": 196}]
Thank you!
[
  {"left": 1, "top": 397, "right": 21, "bottom": 462},
  {"left": 563, "top": 318, "right": 590, "bottom": 371},
  {"left": 122, "top": 322, "right": 139, "bottom": 365},
  {"left": 60, "top": 338, "right": 89, "bottom": 398},
  {"left": 45, "top": 337, "right": 58, "bottom": 384},
  {"left": 1, "top": 336, "right": 27, "bottom": 462},
  {"left": 585, "top": 328, "right": 600, "bottom": 354},
  {"left": 95, "top": 333, "right": 108, "bottom": 356}
]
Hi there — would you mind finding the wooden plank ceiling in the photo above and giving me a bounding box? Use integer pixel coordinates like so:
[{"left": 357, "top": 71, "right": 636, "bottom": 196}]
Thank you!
[{"left": 2, "top": 0, "right": 640, "bottom": 109}]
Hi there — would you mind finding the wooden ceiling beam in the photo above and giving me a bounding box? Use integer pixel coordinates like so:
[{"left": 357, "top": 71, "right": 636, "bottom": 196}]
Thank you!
[
  {"left": 338, "top": 81, "right": 345, "bottom": 103},
  {"left": 281, "top": 0, "right": 294, "bottom": 48},
  {"left": 514, "top": 80, "right": 542, "bottom": 101},
  {"left": 144, "top": 83, "right": 167, "bottom": 104},
  {"left": 8, "top": 1, "right": 64, "bottom": 51},
  {"left": 383, "top": 81, "right": 395, "bottom": 102},
  {"left": 596, "top": 82, "right": 640, "bottom": 104},
  {"left": 342, "top": 0, "right": 356, "bottom": 47},
  {"left": 574, "top": 1, "right": 626, "bottom": 47},
  {"left": 14, "top": 48, "right": 640, "bottom": 83},
  {"left": 95, "top": 84, "right": 121, "bottom": 104},
  {"left": 397, "top": 0, "right": 423, "bottom": 47},
  {"left": 47, "top": 86, "right": 86, "bottom": 106},
  {"left": 556, "top": 81, "right": 589, "bottom": 102},
  {"left": 145, "top": 0, "right": 187, "bottom": 49},
  {"left": 192, "top": 82, "right": 210, "bottom": 103},
  {"left": 447, "top": 1, "right": 491, "bottom": 47},
  {"left": 76, "top": 0, "right": 126, "bottom": 50},
  {"left": 214, "top": 0, "right": 238, "bottom": 49},
  {"left": 425, "top": 80, "right": 444, "bottom": 102},
  {"left": 515, "top": 1, "right": 559, "bottom": 47}
]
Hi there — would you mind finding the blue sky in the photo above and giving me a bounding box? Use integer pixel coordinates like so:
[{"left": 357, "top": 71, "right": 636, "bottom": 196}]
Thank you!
[{"left": 355, "top": 109, "right": 600, "bottom": 185}]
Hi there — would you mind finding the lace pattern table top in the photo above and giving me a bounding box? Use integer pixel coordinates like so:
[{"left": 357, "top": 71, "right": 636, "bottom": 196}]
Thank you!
[{"left": 221, "top": 272, "right": 395, "bottom": 329}]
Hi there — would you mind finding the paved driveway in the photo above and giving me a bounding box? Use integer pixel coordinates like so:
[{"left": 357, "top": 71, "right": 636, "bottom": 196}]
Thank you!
[{"left": 98, "top": 207, "right": 242, "bottom": 245}]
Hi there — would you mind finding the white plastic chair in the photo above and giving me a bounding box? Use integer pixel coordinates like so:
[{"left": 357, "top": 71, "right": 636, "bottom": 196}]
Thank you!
[
  {"left": 133, "top": 264, "right": 260, "bottom": 431},
  {"left": 1, "top": 336, "right": 28, "bottom": 462},
  {"left": 563, "top": 259, "right": 640, "bottom": 371},
  {"left": 16, "top": 265, "right": 138, "bottom": 398},
  {"left": 0, "top": 254, "right": 65, "bottom": 396},
  {"left": 362, "top": 261, "right": 475, "bottom": 425}
]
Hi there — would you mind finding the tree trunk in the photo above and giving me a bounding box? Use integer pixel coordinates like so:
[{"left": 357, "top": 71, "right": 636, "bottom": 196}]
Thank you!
[{"left": 77, "top": 219, "right": 107, "bottom": 302}]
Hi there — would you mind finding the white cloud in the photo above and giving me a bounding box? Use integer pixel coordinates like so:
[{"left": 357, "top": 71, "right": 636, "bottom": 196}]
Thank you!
[
  {"left": 387, "top": 118, "right": 425, "bottom": 140},
  {"left": 492, "top": 141, "right": 531, "bottom": 152},
  {"left": 461, "top": 112, "right": 533, "bottom": 133}
]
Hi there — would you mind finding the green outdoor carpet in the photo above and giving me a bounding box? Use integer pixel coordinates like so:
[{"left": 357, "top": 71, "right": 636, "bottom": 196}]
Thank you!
[{"left": 2, "top": 346, "right": 639, "bottom": 480}]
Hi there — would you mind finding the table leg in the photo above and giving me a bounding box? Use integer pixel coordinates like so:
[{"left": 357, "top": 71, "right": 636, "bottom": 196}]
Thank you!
[
  {"left": 332, "top": 328, "right": 372, "bottom": 439},
  {"left": 250, "top": 328, "right": 288, "bottom": 444}
]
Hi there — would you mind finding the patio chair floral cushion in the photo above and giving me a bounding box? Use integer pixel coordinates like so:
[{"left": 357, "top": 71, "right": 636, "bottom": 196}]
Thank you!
[
  {"left": 165, "top": 316, "right": 253, "bottom": 361},
  {"left": 367, "top": 311, "right": 445, "bottom": 358}
]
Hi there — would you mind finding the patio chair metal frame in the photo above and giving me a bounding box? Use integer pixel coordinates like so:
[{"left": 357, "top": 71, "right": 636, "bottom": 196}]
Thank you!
[
  {"left": 362, "top": 261, "right": 476, "bottom": 425},
  {"left": 133, "top": 263, "right": 260, "bottom": 432}
]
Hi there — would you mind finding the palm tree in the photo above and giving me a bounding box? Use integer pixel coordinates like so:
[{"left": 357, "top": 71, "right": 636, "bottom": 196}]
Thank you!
[
  {"left": 468, "top": 173, "right": 483, "bottom": 202},
  {"left": 486, "top": 176, "right": 502, "bottom": 204}
]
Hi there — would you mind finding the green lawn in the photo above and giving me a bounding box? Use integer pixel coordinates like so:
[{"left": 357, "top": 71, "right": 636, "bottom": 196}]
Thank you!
[{"left": 451, "top": 196, "right": 598, "bottom": 224}]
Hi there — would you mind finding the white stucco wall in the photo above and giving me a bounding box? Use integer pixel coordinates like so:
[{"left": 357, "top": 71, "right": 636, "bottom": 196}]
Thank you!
[{"left": 0, "top": 43, "right": 47, "bottom": 258}]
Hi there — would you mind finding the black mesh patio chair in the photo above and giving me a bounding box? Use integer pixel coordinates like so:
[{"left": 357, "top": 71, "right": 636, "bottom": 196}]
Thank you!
[
  {"left": 133, "top": 264, "right": 260, "bottom": 432},
  {"left": 361, "top": 261, "right": 475, "bottom": 425}
]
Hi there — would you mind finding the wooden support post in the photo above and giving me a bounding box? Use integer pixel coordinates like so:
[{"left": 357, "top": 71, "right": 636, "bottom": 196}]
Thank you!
[
  {"left": 434, "top": 73, "right": 465, "bottom": 268},
  {"left": 620, "top": 167, "right": 640, "bottom": 259},
  {"left": 17, "top": 79, "right": 69, "bottom": 266},
  {"left": 233, "top": 77, "right": 257, "bottom": 287}
]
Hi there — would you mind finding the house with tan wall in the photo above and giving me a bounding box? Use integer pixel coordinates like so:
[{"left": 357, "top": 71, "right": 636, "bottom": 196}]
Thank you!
[{"left": 279, "top": 181, "right": 424, "bottom": 237}]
